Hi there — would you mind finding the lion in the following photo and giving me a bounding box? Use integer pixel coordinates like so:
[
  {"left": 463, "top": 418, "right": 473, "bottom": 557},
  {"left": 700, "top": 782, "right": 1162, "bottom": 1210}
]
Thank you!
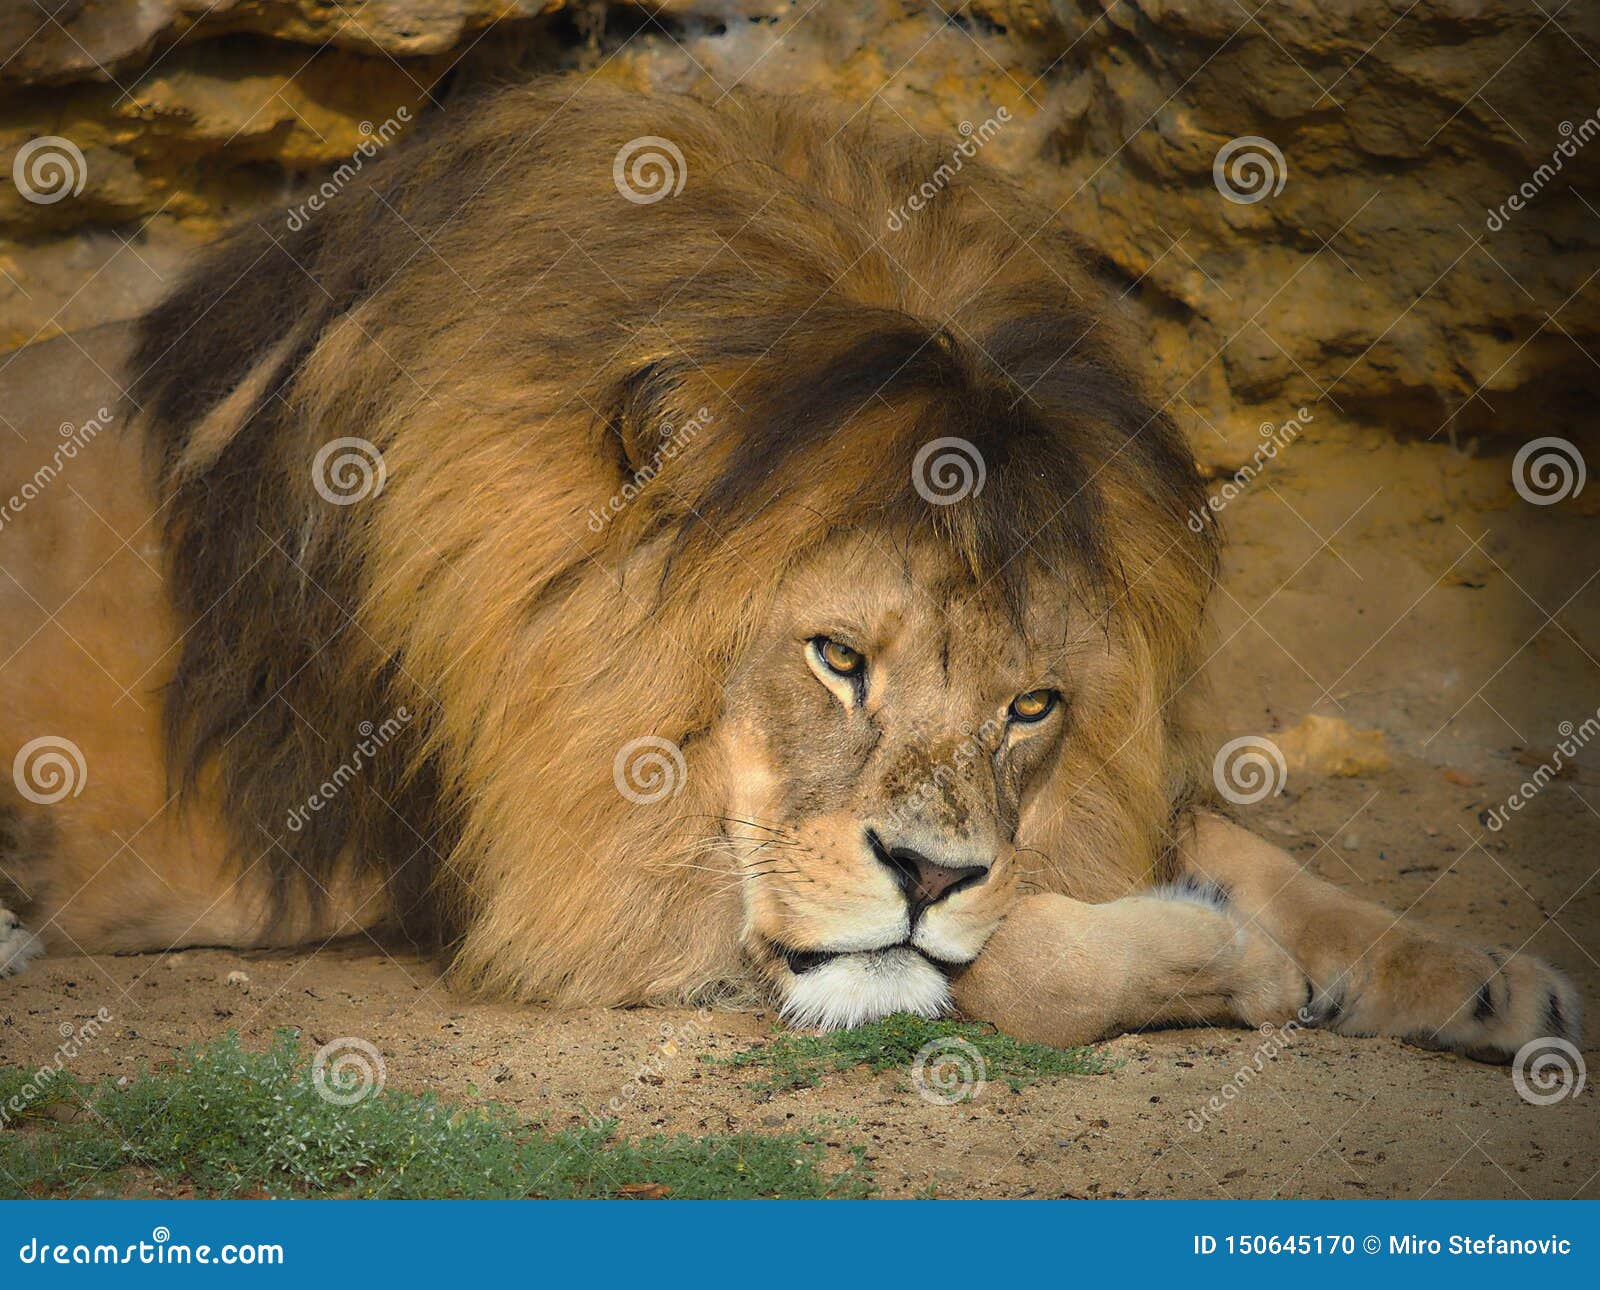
[{"left": 0, "top": 80, "right": 1580, "bottom": 1061}]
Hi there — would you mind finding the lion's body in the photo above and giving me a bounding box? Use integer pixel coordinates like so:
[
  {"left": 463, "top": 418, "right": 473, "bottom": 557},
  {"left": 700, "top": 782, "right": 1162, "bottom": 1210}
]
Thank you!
[
  {"left": 3, "top": 83, "right": 1209, "bottom": 1002},
  {"left": 0, "top": 82, "right": 1579, "bottom": 1058}
]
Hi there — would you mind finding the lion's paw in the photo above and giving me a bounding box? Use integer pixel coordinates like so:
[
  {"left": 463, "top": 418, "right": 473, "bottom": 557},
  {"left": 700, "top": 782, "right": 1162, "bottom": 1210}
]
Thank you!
[
  {"left": 1328, "top": 940, "right": 1582, "bottom": 1064},
  {"left": 1155, "top": 878, "right": 1315, "bottom": 1029},
  {"left": 0, "top": 908, "right": 42, "bottom": 978},
  {"left": 1227, "top": 922, "right": 1317, "bottom": 1030},
  {"left": 1429, "top": 950, "right": 1582, "bottom": 1064}
]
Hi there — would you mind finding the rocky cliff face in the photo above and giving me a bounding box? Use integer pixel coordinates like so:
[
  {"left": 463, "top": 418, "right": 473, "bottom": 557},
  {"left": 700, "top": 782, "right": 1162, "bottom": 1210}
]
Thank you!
[
  {"left": 991, "top": 0, "right": 1600, "bottom": 463},
  {"left": 3, "top": 0, "right": 1595, "bottom": 466}
]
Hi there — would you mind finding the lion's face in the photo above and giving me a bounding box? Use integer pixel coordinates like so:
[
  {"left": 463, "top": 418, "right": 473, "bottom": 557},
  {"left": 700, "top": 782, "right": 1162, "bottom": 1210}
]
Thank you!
[{"left": 718, "top": 533, "right": 1102, "bottom": 1028}]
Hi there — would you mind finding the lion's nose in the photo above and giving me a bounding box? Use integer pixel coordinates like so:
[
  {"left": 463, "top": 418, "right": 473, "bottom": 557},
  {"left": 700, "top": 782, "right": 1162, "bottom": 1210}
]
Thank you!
[{"left": 868, "top": 831, "right": 989, "bottom": 912}]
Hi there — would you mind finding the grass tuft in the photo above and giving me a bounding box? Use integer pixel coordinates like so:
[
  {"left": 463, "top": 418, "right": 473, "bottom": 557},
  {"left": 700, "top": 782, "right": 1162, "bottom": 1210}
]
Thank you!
[
  {"left": 0, "top": 1031, "right": 871, "bottom": 1200},
  {"left": 709, "top": 1013, "right": 1108, "bottom": 1093}
]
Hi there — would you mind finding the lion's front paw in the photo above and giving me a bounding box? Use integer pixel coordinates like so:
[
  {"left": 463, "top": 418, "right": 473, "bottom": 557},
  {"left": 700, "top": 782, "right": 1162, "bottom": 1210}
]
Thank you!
[
  {"left": 1227, "top": 922, "right": 1315, "bottom": 1030},
  {"left": 1328, "top": 939, "right": 1583, "bottom": 1064},
  {"left": 1155, "top": 879, "right": 1313, "bottom": 1029}
]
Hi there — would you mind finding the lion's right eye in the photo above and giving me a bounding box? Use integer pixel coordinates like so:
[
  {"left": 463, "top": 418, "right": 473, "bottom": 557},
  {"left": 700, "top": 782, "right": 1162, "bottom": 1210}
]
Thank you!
[
  {"left": 812, "top": 636, "right": 865, "bottom": 678},
  {"left": 1009, "top": 688, "right": 1058, "bottom": 723}
]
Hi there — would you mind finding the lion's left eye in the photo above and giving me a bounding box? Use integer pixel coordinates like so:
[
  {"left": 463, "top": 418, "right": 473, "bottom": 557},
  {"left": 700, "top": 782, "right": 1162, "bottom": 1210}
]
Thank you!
[
  {"left": 1009, "top": 689, "right": 1058, "bottom": 723},
  {"left": 812, "top": 636, "right": 865, "bottom": 678}
]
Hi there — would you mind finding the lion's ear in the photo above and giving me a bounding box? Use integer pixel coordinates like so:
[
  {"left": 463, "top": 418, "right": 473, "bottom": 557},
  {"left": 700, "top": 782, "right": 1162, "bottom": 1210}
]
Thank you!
[{"left": 604, "top": 359, "right": 682, "bottom": 474}]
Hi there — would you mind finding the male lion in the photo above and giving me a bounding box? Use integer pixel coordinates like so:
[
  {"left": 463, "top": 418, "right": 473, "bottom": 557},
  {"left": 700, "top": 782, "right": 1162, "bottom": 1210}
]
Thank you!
[{"left": 0, "top": 81, "right": 1579, "bottom": 1061}]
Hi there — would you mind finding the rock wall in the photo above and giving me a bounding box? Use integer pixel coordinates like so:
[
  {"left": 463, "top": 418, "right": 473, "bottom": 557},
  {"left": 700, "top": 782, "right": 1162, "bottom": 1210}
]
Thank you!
[
  {"left": 3, "top": 0, "right": 1595, "bottom": 466},
  {"left": 997, "top": 0, "right": 1600, "bottom": 461}
]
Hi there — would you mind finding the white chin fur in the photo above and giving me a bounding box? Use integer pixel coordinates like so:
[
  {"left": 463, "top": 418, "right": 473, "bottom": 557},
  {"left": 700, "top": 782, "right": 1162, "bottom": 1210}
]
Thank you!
[{"left": 779, "top": 946, "right": 950, "bottom": 1030}]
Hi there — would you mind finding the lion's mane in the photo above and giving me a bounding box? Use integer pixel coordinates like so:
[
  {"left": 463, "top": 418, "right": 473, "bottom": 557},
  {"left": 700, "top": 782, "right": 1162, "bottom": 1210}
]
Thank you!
[{"left": 129, "top": 80, "right": 1218, "bottom": 1006}]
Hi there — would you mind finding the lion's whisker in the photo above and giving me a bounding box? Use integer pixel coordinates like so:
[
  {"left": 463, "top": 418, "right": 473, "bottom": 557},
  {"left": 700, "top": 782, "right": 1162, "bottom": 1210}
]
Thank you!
[
  {"left": 713, "top": 815, "right": 793, "bottom": 837},
  {"left": 650, "top": 861, "right": 741, "bottom": 877}
]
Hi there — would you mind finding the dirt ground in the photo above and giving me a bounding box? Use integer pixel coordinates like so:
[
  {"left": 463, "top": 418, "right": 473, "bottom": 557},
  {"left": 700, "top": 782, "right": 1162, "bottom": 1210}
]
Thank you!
[{"left": 2, "top": 425, "right": 1597, "bottom": 1199}]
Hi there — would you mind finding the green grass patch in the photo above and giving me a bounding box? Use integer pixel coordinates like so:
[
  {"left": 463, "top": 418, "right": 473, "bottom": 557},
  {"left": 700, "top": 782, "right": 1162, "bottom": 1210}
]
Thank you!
[
  {"left": 709, "top": 1013, "right": 1108, "bottom": 1093},
  {"left": 0, "top": 1032, "right": 871, "bottom": 1200}
]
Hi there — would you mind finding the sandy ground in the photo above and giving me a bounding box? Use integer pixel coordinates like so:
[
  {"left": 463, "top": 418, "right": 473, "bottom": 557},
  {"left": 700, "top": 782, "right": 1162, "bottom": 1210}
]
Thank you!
[{"left": 3, "top": 427, "right": 1597, "bottom": 1199}]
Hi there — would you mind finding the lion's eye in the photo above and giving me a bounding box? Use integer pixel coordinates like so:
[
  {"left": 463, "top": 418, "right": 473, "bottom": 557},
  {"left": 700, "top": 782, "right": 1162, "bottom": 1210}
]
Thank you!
[
  {"left": 812, "top": 636, "right": 865, "bottom": 678},
  {"left": 1009, "top": 689, "right": 1058, "bottom": 723}
]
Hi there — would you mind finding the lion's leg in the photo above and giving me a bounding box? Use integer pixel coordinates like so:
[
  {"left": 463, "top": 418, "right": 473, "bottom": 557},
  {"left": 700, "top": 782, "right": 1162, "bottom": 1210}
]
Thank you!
[
  {"left": 950, "top": 883, "right": 1310, "bottom": 1048},
  {"left": 4, "top": 787, "right": 396, "bottom": 966},
  {"left": 0, "top": 327, "right": 392, "bottom": 969},
  {"left": 1179, "top": 814, "right": 1582, "bottom": 1061}
]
